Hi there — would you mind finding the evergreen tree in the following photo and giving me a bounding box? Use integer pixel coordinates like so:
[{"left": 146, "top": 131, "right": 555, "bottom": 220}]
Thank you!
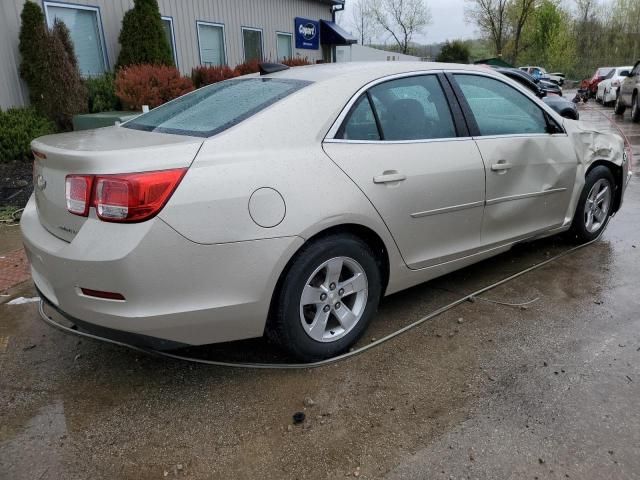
[
  {"left": 116, "top": 0, "right": 174, "bottom": 68},
  {"left": 18, "top": 1, "right": 48, "bottom": 105},
  {"left": 45, "top": 20, "right": 88, "bottom": 129},
  {"left": 436, "top": 40, "right": 471, "bottom": 64}
]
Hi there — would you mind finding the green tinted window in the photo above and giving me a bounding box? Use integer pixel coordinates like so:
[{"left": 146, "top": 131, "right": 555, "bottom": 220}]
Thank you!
[
  {"left": 340, "top": 95, "right": 380, "bottom": 140},
  {"left": 454, "top": 74, "right": 547, "bottom": 136},
  {"left": 124, "top": 78, "right": 310, "bottom": 138},
  {"left": 368, "top": 75, "right": 456, "bottom": 140}
]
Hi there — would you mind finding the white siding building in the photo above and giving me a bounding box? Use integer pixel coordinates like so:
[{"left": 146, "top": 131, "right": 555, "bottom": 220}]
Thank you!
[
  {"left": 0, "top": 0, "right": 354, "bottom": 109},
  {"left": 336, "top": 44, "right": 420, "bottom": 63}
]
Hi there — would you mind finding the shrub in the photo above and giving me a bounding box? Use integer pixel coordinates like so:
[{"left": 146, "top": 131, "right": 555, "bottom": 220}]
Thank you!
[
  {"left": 0, "top": 107, "right": 55, "bottom": 162},
  {"left": 19, "top": 4, "right": 87, "bottom": 130},
  {"left": 26, "top": 20, "right": 88, "bottom": 131},
  {"left": 116, "top": 0, "right": 173, "bottom": 69},
  {"left": 282, "top": 57, "right": 312, "bottom": 67},
  {"left": 85, "top": 73, "right": 121, "bottom": 112},
  {"left": 435, "top": 40, "right": 471, "bottom": 64},
  {"left": 115, "top": 64, "right": 194, "bottom": 110},
  {"left": 234, "top": 59, "right": 261, "bottom": 76},
  {"left": 18, "top": 1, "right": 48, "bottom": 106},
  {"left": 191, "top": 65, "right": 238, "bottom": 88}
]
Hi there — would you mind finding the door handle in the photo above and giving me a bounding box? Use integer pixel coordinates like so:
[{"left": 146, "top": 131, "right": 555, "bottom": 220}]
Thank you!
[
  {"left": 491, "top": 161, "right": 513, "bottom": 172},
  {"left": 373, "top": 171, "right": 407, "bottom": 184}
]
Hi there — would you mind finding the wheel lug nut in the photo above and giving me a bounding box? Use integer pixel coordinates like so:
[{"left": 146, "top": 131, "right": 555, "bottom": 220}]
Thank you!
[
  {"left": 323, "top": 305, "right": 330, "bottom": 313},
  {"left": 335, "top": 302, "right": 341, "bottom": 309},
  {"left": 338, "top": 288, "right": 344, "bottom": 296},
  {"left": 329, "top": 283, "right": 336, "bottom": 290},
  {"left": 320, "top": 293, "right": 327, "bottom": 301}
]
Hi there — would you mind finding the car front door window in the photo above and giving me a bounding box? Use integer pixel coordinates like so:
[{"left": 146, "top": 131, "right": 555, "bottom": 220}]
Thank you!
[{"left": 454, "top": 74, "right": 548, "bottom": 136}]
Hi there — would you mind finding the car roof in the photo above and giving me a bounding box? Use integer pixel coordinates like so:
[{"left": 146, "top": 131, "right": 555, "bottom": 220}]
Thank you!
[{"left": 263, "top": 61, "right": 486, "bottom": 84}]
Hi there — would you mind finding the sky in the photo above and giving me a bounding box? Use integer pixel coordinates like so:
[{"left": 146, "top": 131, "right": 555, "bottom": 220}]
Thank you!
[{"left": 336, "top": 0, "right": 478, "bottom": 45}]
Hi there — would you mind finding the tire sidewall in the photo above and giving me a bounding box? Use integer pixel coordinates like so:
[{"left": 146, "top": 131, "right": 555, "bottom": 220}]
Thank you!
[
  {"left": 275, "top": 235, "right": 382, "bottom": 360},
  {"left": 571, "top": 166, "right": 615, "bottom": 243},
  {"left": 632, "top": 94, "right": 640, "bottom": 122},
  {"left": 614, "top": 95, "right": 625, "bottom": 115}
]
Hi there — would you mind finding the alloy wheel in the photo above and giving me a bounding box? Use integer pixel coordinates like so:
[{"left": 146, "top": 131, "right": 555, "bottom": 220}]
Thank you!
[
  {"left": 584, "top": 178, "right": 611, "bottom": 233},
  {"left": 299, "top": 256, "right": 368, "bottom": 342}
]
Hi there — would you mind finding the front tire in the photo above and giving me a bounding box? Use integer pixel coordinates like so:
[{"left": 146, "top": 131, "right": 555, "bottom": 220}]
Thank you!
[
  {"left": 614, "top": 94, "right": 626, "bottom": 115},
  {"left": 631, "top": 93, "right": 640, "bottom": 123},
  {"left": 269, "top": 234, "right": 382, "bottom": 361},
  {"left": 569, "top": 166, "right": 615, "bottom": 243}
]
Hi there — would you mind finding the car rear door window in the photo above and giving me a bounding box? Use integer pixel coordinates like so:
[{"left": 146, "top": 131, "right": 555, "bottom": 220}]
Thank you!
[
  {"left": 454, "top": 74, "right": 548, "bottom": 136},
  {"left": 368, "top": 76, "right": 456, "bottom": 141}
]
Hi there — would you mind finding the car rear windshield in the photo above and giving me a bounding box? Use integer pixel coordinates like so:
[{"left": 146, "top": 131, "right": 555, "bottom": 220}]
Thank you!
[{"left": 123, "top": 78, "right": 311, "bottom": 138}]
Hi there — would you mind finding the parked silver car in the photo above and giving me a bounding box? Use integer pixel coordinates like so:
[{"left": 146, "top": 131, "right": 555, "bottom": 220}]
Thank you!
[
  {"left": 23, "top": 62, "right": 632, "bottom": 360},
  {"left": 615, "top": 60, "right": 640, "bottom": 122}
]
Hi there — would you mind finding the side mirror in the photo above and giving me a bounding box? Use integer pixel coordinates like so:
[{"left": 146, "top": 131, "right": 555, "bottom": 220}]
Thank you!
[
  {"left": 545, "top": 113, "right": 564, "bottom": 134},
  {"left": 537, "top": 88, "right": 546, "bottom": 98},
  {"left": 620, "top": 71, "right": 630, "bottom": 77}
]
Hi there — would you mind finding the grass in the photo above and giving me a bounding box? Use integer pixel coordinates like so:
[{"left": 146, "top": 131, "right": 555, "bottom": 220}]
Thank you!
[{"left": 0, "top": 206, "right": 22, "bottom": 223}]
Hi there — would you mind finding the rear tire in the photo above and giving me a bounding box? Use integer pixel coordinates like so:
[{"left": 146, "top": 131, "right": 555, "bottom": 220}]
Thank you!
[
  {"left": 614, "top": 94, "right": 626, "bottom": 115},
  {"left": 569, "top": 166, "right": 615, "bottom": 243},
  {"left": 631, "top": 93, "right": 640, "bottom": 123},
  {"left": 268, "top": 234, "right": 382, "bottom": 361}
]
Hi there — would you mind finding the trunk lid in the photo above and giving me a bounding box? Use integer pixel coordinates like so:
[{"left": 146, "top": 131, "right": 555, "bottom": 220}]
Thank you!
[{"left": 31, "top": 126, "right": 203, "bottom": 242}]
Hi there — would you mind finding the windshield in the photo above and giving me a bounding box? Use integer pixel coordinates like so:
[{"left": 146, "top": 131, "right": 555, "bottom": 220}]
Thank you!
[{"left": 123, "top": 78, "right": 311, "bottom": 137}]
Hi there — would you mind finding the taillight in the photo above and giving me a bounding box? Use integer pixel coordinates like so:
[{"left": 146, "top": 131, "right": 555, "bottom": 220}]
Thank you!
[
  {"left": 94, "top": 168, "right": 186, "bottom": 222},
  {"left": 65, "top": 175, "right": 94, "bottom": 216}
]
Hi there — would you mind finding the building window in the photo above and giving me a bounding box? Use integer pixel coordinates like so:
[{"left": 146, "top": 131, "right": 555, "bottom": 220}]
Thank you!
[
  {"left": 43, "top": 1, "right": 108, "bottom": 76},
  {"left": 197, "top": 21, "right": 226, "bottom": 66},
  {"left": 276, "top": 32, "right": 293, "bottom": 61},
  {"left": 242, "top": 27, "right": 263, "bottom": 62},
  {"left": 161, "top": 16, "right": 178, "bottom": 67}
]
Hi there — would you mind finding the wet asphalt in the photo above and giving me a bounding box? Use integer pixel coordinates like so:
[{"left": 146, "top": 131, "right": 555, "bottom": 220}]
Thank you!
[{"left": 1, "top": 99, "right": 639, "bottom": 479}]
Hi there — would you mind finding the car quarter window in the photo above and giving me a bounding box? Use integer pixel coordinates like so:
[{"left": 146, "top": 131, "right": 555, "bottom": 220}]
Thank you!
[
  {"left": 340, "top": 95, "right": 380, "bottom": 141},
  {"left": 338, "top": 75, "right": 456, "bottom": 141},
  {"left": 453, "top": 74, "right": 548, "bottom": 136}
]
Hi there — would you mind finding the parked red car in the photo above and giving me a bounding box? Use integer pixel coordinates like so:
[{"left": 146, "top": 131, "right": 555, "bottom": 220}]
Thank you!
[{"left": 581, "top": 67, "right": 615, "bottom": 97}]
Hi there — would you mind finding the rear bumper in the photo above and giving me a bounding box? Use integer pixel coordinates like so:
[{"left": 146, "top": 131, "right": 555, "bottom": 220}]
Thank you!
[
  {"left": 38, "top": 289, "right": 187, "bottom": 350},
  {"left": 21, "top": 195, "right": 303, "bottom": 345}
]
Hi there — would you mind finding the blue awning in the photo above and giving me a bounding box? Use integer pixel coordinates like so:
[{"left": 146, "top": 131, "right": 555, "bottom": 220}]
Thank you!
[{"left": 320, "top": 20, "right": 357, "bottom": 45}]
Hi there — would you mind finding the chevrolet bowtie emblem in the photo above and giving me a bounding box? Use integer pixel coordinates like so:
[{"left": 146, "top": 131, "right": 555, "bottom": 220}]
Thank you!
[{"left": 36, "top": 174, "right": 47, "bottom": 191}]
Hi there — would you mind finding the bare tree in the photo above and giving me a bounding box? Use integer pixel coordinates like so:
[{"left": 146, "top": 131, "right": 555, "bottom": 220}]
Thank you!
[
  {"left": 351, "top": 0, "right": 379, "bottom": 45},
  {"left": 465, "top": 0, "right": 509, "bottom": 57},
  {"left": 371, "top": 0, "right": 432, "bottom": 54},
  {"left": 508, "top": 0, "right": 537, "bottom": 63}
]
